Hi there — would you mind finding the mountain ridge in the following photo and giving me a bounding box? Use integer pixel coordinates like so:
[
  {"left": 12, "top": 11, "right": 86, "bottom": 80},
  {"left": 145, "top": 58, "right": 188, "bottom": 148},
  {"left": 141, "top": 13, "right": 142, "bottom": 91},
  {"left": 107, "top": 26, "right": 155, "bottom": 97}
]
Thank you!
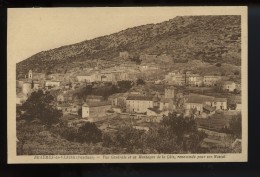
[{"left": 17, "top": 15, "right": 241, "bottom": 75}]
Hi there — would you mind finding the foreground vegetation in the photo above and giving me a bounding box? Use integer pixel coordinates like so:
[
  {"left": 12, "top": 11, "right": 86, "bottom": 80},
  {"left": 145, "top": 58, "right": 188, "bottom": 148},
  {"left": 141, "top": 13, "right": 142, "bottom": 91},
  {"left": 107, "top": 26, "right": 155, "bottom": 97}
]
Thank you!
[{"left": 17, "top": 90, "right": 241, "bottom": 155}]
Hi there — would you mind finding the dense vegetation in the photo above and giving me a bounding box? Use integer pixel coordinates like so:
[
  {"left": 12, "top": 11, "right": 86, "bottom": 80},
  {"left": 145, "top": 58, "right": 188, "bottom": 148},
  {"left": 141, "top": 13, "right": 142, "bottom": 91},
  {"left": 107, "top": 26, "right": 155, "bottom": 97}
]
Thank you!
[{"left": 75, "top": 81, "right": 133, "bottom": 100}]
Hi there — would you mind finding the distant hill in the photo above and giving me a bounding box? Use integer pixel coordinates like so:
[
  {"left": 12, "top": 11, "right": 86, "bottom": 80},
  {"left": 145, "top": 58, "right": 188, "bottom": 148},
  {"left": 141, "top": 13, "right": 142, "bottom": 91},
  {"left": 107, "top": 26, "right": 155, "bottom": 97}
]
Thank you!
[{"left": 17, "top": 15, "right": 241, "bottom": 75}]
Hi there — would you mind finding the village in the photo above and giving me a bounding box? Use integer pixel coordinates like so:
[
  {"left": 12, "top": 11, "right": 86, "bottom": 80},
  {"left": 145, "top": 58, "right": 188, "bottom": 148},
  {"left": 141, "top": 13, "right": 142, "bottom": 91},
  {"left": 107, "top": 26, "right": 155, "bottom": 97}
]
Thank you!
[{"left": 16, "top": 51, "right": 242, "bottom": 150}]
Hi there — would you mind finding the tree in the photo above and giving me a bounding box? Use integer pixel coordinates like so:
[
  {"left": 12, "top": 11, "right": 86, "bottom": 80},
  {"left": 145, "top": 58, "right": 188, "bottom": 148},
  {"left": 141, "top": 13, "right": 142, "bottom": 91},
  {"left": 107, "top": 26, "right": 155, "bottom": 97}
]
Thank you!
[
  {"left": 130, "top": 55, "right": 142, "bottom": 65},
  {"left": 21, "top": 90, "right": 62, "bottom": 126},
  {"left": 234, "top": 70, "right": 240, "bottom": 75},
  {"left": 136, "top": 78, "right": 145, "bottom": 85},
  {"left": 117, "top": 80, "right": 132, "bottom": 92},
  {"left": 158, "top": 113, "right": 207, "bottom": 153},
  {"left": 17, "top": 121, "right": 44, "bottom": 155},
  {"left": 215, "top": 63, "right": 222, "bottom": 67},
  {"left": 229, "top": 114, "right": 242, "bottom": 139},
  {"left": 113, "top": 126, "right": 144, "bottom": 151},
  {"left": 76, "top": 122, "right": 102, "bottom": 143}
]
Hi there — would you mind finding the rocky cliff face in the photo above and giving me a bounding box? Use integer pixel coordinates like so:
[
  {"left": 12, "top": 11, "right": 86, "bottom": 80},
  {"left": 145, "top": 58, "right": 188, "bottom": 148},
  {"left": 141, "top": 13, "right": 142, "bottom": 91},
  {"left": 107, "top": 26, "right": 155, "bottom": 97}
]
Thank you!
[{"left": 17, "top": 15, "right": 241, "bottom": 75}]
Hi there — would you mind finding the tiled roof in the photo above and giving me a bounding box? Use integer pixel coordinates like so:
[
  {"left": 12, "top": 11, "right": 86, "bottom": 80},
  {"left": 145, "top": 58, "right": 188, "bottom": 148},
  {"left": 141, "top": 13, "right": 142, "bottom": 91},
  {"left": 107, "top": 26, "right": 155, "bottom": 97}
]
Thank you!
[
  {"left": 160, "top": 97, "right": 175, "bottom": 103},
  {"left": 222, "top": 81, "right": 235, "bottom": 85},
  {"left": 204, "top": 75, "right": 221, "bottom": 78},
  {"left": 203, "top": 105, "right": 216, "bottom": 112},
  {"left": 86, "top": 95, "right": 103, "bottom": 99},
  {"left": 108, "top": 93, "right": 129, "bottom": 99},
  {"left": 147, "top": 107, "right": 162, "bottom": 114},
  {"left": 83, "top": 101, "right": 110, "bottom": 107},
  {"left": 57, "top": 103, "right": 71, "bottom": 107},
  {"left": 215, "top": 98, "right": 227, "bottom": 102},
  {"left": 185, "top": 94, "right": 215, "bottom": 103},
  {"left": 126, "top": 95, "right": 153, "bottom": 101}
]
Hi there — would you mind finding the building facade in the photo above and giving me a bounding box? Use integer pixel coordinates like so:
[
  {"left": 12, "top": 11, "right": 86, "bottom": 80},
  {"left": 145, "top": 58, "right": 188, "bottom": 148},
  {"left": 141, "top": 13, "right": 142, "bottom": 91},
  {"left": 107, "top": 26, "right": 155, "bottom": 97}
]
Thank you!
[
  {"left": 203, "top": 76, "right": 222, "bottom": 87},
  {"left": 126, "top": 95, "right": 153, "bottom": 113}
]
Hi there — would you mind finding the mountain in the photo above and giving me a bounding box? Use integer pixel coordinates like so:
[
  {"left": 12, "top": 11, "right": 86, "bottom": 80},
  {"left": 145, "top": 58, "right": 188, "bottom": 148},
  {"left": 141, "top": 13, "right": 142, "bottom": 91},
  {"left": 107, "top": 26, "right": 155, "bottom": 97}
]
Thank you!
[{"left": 16, "top": 15, "right": 241, "bottom": 75}]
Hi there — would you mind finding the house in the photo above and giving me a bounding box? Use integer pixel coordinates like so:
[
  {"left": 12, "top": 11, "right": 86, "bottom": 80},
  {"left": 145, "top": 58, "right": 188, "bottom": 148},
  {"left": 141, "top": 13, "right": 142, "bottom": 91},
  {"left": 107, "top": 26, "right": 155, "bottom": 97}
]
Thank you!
[
  {"left": 159, "top": 97, "right": 176, "bottom": 112},
  {"left": 119, "top": 51, "right": 129, "bottom": 59},
  {"left": 82, "top": 102, "right": 111, "bottom": 122},
  {"left": 47, "top": 73, "right": 65, "bottom": 81},
  {"left": 184, "top": 94, "right": 215, "bottom": 115},
  {"left": 152, "top": 96, "right": 160, "bottom": 108},
  {"left": 235, "top": 83, "right": 241, "bottom": 93},
  {"left": 146, "top": 107, "right": 169, "bottom": 122},
  {"left": 203, "top": 105, "right": 216, "bottom": 115},
  {"left": 165, "top": 86, "right": 175, "bottom": 98},
  {"left": 112, "top": 106, "right": 122, "bottom": 113},
  {"left": 45, "top": 80, "right": 61, "bottom": 88},
  {"left": 76, "top": 74, "right": 94, "bottom": 82},
  {"left": 140, "top": 54, "right": 157, "bottom": 61},
  {"left": 57, "top": 92, "right": 74, "bottom": 103},
  {"left": 32, "top": 81, "right": 40, "bottom": 90},
  {"left": 184, "top": 94, "right": 227, "bottom": 116},
  {"left": 57, "top": 103, "right": 73, "bottom": 115},
  {"left": 236, "top": 101, "right": 242, "bottom": 111},
  {"left": 108, "top": 93, "right": 129, "bottom": 109},
  {"left": 213, "top": 98, "right": 227, "bottom": 110},
  {"left": 203, "top": 75, "right": 222, "bottom": 87},
  {"left": 17, "top": 79, "right": 26, "bottom": 88},
  {"left": 27, "top": 70, "right": 46, "bottom": 81},
  {"left": 126, "top": 95, "right": 153, "bottom": 113},
  {"left": 86, "top": 95, "right": 104, "bottom": 102},
  {"left": 222, "top": 81, "right": 236, "bottom": 92},
  {"left": 16, "top": 93, "right": 28, "bottom": 105},
  {"left": 22, "top": 82, "right": 32, "bottom": 95},
  {"left": 188, "top": 74, "right": 204, "bottom": 87},
  {"left": 175, "top": 74, "right": 186, "bottom": 86}
]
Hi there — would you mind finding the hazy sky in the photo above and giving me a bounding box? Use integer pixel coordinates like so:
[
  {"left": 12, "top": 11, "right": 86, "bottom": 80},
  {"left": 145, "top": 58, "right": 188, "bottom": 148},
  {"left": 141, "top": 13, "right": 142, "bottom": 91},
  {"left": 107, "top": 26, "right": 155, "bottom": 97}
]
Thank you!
[{"left": 8, "top": 7, "right": 245, "bottom": 63}]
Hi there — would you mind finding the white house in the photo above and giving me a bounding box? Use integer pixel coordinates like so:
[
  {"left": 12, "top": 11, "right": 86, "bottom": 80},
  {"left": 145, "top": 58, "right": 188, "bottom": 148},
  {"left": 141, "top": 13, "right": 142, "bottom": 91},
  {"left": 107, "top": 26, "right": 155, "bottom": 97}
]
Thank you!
[
  {"left": 222, "top": 81, "right": 236, "bottom": 92},
  {"left": 203, "top": 75, "right": 222, "bottom": 87},
  {"left": 22, "top": 82, "right": 32, "bottom": 95},
  {"left": 45, "top": 81, "right": 61, "bottom": 88},
  {"left": 126, "top": 95, "right": 153, "bottom": 113}
]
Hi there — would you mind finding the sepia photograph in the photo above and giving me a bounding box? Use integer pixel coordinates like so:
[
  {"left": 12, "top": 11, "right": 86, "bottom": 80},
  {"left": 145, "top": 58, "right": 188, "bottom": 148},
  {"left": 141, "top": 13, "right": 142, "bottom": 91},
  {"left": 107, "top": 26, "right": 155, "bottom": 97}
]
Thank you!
[{"left": 7, "top": 6, "right": 248, "bottom": 163}]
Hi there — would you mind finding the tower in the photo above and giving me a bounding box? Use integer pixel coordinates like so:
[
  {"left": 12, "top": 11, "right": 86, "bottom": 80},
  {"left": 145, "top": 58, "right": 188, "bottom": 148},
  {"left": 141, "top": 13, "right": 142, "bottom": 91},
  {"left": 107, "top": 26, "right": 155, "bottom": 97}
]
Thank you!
[
  {"left": 82, "top": 103, "right": 90, "bottom": 118},
  {"left": 28, "top": 70, "right": 33, "bottom": 80},
  {"left": 165, "top": 87, "right": 175, "bottom": 99}
]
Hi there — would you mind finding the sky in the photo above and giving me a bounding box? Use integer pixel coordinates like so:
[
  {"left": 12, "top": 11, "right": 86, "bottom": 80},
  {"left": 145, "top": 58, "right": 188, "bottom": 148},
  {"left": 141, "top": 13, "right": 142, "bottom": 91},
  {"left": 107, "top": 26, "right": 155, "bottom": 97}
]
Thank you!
[{"left": 8, "top": 7, "right": 245, "bottom": 63}]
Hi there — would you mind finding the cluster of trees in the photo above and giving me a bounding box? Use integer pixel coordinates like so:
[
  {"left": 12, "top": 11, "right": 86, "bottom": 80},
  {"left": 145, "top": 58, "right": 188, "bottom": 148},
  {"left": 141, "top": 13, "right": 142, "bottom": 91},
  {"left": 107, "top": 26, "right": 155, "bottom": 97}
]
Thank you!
[
  {"left": 20, "top": 90, "right": 62, "bottom": 126},
  {"left": 222, "top": 114, "right": 242, "bottom": 139},
  {"left": 57, "top": 122, "right": 103, "bottom": 144},
  {"left": 103, "top": 113, "right": 207, "bottom": 154},
  {"left": 129, "top": 55, "right": 142, "bottom": 65},
  {"left": 77, "top": 80, "right": 133, "bottom": 100}
]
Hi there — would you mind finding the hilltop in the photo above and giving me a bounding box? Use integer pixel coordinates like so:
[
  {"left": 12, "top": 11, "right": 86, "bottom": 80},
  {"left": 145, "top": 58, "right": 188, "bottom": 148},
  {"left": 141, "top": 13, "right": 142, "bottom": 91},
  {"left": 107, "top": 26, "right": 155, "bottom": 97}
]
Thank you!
[{"left": 16, "top": 15, "right": 241, "bottom": 75}]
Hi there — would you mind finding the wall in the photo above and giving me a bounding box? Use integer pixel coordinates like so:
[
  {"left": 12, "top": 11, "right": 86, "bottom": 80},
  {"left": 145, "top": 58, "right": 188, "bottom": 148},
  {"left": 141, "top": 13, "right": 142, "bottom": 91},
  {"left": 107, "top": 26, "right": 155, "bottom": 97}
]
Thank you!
[{"left": 126, "top": 100, "right": 153, "bottom": 113}]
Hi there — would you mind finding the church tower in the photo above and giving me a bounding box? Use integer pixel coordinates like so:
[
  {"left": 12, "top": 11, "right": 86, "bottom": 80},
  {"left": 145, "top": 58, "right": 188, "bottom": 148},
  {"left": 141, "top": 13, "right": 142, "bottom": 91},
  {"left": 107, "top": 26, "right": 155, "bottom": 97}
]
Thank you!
[{"left": 28, "top": 70, "right": 33, "bottom": 80}]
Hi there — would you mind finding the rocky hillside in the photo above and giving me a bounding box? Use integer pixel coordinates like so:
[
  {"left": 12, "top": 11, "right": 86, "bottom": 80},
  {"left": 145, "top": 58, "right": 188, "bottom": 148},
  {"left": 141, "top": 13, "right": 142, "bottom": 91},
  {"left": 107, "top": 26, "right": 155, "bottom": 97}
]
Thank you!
[{"left": 17, "top": 15, "right": 241, "bottom": 75}]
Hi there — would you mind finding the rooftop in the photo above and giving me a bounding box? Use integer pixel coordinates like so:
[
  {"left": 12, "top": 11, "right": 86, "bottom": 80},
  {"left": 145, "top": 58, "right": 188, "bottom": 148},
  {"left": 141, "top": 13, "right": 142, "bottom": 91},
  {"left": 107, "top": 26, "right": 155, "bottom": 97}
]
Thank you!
[
  {"left": 185, "top": 94, "right": 215, "bottom": 104},
  {"left": 83, "top": 101, "right": 110, "bottom": 107},
  {"left": 203, "top": 105, "right": 216, "bottom": 112},
  {"left": 126, "top": 95, "right": 153, "bottom": 101},
  {"left": 222, "top": 81, "right": 235, "bottom": 85},
  {"left": 57, "top": 103, "right": 71, "bottom": 107},
  {"left": 160, "top": 97, "right": 175, "bottom": 103},
  {"left": 215, "top": 98, "right": 227, "bottom": 102},
  {"left": 86, "top": 95, "right": 104, "bottom": 99},
  {"left": 108, "top": 93, "right": 129, "bottom": 99}
]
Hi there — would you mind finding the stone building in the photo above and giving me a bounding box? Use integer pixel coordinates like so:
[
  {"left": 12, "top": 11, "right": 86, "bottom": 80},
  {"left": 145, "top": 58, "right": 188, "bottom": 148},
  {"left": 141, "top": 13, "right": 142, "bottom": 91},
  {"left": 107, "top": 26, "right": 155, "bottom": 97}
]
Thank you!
[
  {"left": 82, "top": 102, "right": 111, "bottom": 122},
  {"left": 126, "top": 95, "right": 153, "bottom": 113}
]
